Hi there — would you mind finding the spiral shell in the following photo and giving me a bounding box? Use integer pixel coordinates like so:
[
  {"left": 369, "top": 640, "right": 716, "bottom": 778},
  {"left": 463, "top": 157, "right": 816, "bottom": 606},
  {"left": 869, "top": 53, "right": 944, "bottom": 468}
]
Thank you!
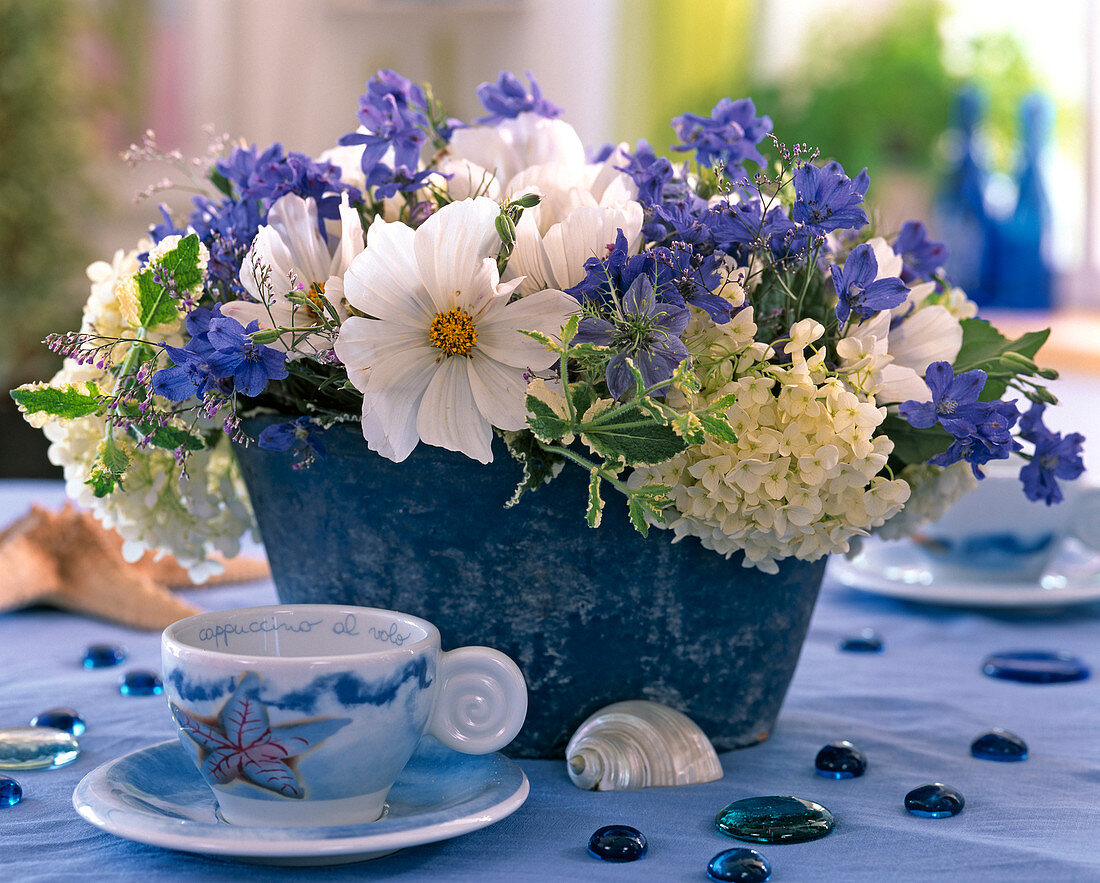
[{"left": 565, "top": 700, "right": 723, "bottom": 790}]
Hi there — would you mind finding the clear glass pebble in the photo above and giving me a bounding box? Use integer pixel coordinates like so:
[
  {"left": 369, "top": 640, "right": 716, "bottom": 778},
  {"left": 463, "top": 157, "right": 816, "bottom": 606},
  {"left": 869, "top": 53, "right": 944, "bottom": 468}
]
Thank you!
[
  {"left": 0, "top": 727, "right": 80, "bottom": 770},
  {"left": 82, "top": 644, "right": 126, "bottom": 668},
  {"left": 905, "top": 783, "right": 964, "bottom": 818},
  {"left": 587, "top": 825, "right": 647, "bottom": 862},
  {"left": 30, "top": 708, "right": 86, "bottom": 736},
  {"left": 815, "top": 741, "right": 866, "bottom": 778},
  {"left": 119, "top": 671, "right": 163, "bottom": 697},
  {"left": 971, "top": 729, "right": 1028, "bottom": 762},
  {"left": 716, "top": 796, "right": 834, "bottom": 843},
  {"left": 982, "top": 651, "right": 1089, "bottom": 684},
  {"left": 838, "top": 629, "right": 883, "bottom": 653},
  {"left": 708, "top": 847, "right": 771, "bottom": 882},
  {"left": 0, "top": 776, "right": 22, "bottom": 807}
]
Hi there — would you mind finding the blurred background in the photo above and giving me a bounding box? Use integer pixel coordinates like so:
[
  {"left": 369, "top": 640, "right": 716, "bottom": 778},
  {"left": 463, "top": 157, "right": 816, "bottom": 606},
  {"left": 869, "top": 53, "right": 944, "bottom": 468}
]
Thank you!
[{"left": 1, "top": 0, "right": 1096, "bottom": 475}]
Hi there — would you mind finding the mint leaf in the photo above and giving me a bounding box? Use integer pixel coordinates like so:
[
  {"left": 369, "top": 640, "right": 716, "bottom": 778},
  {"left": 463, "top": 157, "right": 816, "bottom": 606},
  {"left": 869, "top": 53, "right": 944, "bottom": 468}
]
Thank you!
[
  {"left": 525, "top": 394, "right": 572, "bottom": 443},
  {"left": 582, "top": 410, "right": 687, "bottom": 465},
  {"left": 11, "top": 382, "right": 102, "bottom": 419},
  {"left": 138, "top": 233, "right": 202, "bottom": 327},
  {"left": 586, "top": 471, "right": 604, "bottom": 527},
  {"left": 700, "top": 413, "right": 739, "bottom": 443},
  {"left": 953, "top": 318, "right": 1049, "bottom": 400},
  {"left": 503, "top": 429, "right": 564, "bottom": 508},
  {"left": 880, "top": 414, "right": 952, "bottom": 466}
]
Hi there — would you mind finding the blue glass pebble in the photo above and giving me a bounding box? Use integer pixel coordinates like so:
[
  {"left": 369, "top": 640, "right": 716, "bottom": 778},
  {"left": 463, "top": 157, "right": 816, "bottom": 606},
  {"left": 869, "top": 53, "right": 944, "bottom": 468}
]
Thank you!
[
  {"left": 0, "top": 727, "right": 80, "bottom": 770},
  {"left": 905, "top": 783, "right": 964, "bottom": 818},
  {"left": 587, "top": 825, "right": 647, "bottom": 862},
  {"left": 0, "top": 776, "right": 22, "bottom": 807},
  {"left": 708, "top": 847, "right": 771, "bottom": 882},
  {"left": 839, "top": 629, "right": 883, "bottom": 653},
  {"left": 716, "top": 796, "right": 834, "bottom": 843},
  {"left": 971, "top": 729, "right": 1028, "bottom": 762},
  {"left": 815, "top": 741, "right": 866, "bottom": 778},
  {"left": 119, "top": 671, "right": 163, "bottom": 697},
  {"left": 82, "top": 644, "right": 126, "bottom": 668},
  {"left": 982, "top": 651, "right": 1089, "bottom": 684},
  {"left": 30, "top": 708, "right": 86, "bottom": 736}
]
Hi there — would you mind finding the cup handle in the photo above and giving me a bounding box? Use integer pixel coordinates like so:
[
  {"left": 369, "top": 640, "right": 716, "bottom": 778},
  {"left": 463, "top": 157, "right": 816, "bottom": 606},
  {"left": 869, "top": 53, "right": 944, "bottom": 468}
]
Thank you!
[{"left": 426, "top": 646, "right": 528, "bottom": 754}]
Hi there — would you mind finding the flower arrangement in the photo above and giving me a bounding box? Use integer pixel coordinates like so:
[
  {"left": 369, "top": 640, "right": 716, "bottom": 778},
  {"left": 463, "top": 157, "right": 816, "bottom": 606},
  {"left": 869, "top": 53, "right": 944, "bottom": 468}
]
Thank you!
[{"left": 13, "top": 70, "right": 1085, "bottom": 578}]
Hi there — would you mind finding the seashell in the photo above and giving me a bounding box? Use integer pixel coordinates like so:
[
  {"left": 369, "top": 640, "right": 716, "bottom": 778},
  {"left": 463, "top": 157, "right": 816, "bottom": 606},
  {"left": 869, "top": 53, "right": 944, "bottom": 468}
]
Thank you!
[{"left": 565, "top": 700, "right": 723, "bottom": 791}]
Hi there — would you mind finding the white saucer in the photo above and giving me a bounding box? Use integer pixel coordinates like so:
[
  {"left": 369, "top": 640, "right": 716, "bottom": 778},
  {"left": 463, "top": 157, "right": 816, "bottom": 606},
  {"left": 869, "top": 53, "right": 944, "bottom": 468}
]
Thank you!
[
  {"left": 73, "top": 737, "right": 529, "bottom": 866},
  {"left": 828, "top": 536, "right": 1100, "bottom": 609}
]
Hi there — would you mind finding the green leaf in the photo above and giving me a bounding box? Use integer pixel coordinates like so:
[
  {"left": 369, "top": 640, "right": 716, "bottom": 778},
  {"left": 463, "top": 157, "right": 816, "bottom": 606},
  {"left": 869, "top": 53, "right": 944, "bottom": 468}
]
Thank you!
[
  {"left": 560, "top": 313, "right": 580, "bottom": 347},
  {"left": 952, "top": 318, "right": 1050, "bottom": 399},
  {"left": 627, "top": 497, "right": 651, "bottom": 537},
  {"left": 700, "top": 413, "right": 739, "bottom": 444},
  {"left": 10, "top": 382, "right": 101, "bottom": 419},
  {"left": 138, "top": 233, "right": 202, "bottom": 327},
  {"left": 581, "top": 410, "right": 687, "bottom": 465},
  {"left": 503, "top": 429, "right": 564, "bottom": 508},
  {"left": 210, "top": 169, "right": 233, "bottom": 197},
  {"left": 880, "top": 414, "right": 952, "bottom": 466},
  {"left": 586, "top": 471, "right": 604, "bottom": 528},
  {"left": 137, "top": 268, "right": 178, "bottom": 328},
  {"left": 101, "top": 435, "right": 130, "bottom": 475},
  {"left": 624, "top": 485, "right": 670, "bottom": 537},
  {"left": 85, "top": 466, "right": 117, "bottom": 498},
  {"left": 128, "top": 423, "right": 207, "bottom": 452},
  {"left": 525, "top": 394, "right": 572, "bottom": 443},
  {"left": 517, "top": 328, "right": 560, "bottom": 354},
  {"left": 569, "top": 382, "right": 595, "bottom": 420}
]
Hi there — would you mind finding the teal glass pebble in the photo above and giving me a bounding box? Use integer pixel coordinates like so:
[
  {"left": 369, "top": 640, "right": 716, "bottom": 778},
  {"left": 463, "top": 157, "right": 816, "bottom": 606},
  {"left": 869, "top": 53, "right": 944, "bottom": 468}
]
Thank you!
[
  {"left": 716, "top": 796, "right": 834, "bottom": 843},
  {"left": 815, "top": 741, "right": 866, "bottom": 778},
  {"left": 839, "top": 629, "right": 883, "bottom": 653},
  {"left": 0, "top": 776, "right": 22, "bottom": 807},
  {"left": 119, "top": 671, "right": 163, "bottom": 697},
  {"left": 0, "top": 727, "right": 80, "bottom": 770},
  {"left": 971, "top": 729, "right": 1028, "bottom": 762},
  {"left": 30, "top": 708, "right": 86, "bottom": 736},
  {"left": 82, "top": 644, "right": 126, "bottom": 668},
  {"left": 905, "top": 783, "right": 964, "bottom": 818},
  {"left": 708, "top": 847, "right": 771, "bottom": 882},
  {"left": 587, "top": 825, "right": 647, "bottom": 862}
]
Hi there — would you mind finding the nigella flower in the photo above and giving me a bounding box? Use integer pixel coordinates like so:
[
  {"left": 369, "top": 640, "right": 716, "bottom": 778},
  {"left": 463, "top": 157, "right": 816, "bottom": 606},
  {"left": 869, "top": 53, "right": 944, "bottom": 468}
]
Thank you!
[
  {"left": 645, "top": 198, "right": 713, "bottom": 247},
  {"left": 567, "top": 230, "right": 676, "bottom": 312},
  {"left": 893, "top": 220, "right": 948, "bottom": 283},
  {"left": 1017, "top": 401, "right": 1086, "bottom": 504},
  {"left": 792, "top": 160, "right": 870, "bottom": 235},
  {"left": 574, "top": 274, "right": 689, "bottom": 400},
  {"left": 617, "top": 140, "right": 675, "bottom": 206},
  {"left": 831, "top": 244, "right": 910, "bottom": 323},
  {"left": 670, "top": 97, "right": 772, "bottom": 177},
  {"left": 476, "top": 70, "right": 562, "bottom": 124}
]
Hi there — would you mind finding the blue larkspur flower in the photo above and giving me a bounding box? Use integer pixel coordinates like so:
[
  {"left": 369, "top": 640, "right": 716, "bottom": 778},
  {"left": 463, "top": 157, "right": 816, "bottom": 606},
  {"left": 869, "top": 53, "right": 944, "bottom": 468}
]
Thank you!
[
  {"left": 152, "top": 307, "right": 229, "bottom": 401},
  {"left": 831, "top": 243, "right": 910, "bottom": 323},
  {"left": 653, "top": 244, "right": 733, "bottom": 324},
  {"left": 893, "top": 220, "right": 948, "bottom": 282},
  {"left": 670, "top": 97, "right": 772, "bottom": 176},
  {"left": 617, "top": 140, "right": 675, "bottom": 207},
  {"left": 340, "top": 70, "right": 429, "bottom": 179},
  {"left": 792, "top": 160, "right": 870, "bottom": 234},
  {"left": 898, "top": 361, "right": 989, "bottom": 435},
  {"left": 929, "top": 400, "right": 1021, "bottom": 477},
  {"left": 476, "top": 71, "right": 561, "bottom": 124},
  {"left": 1017, "top": 402, "right": 1086, "bottom": 504},
  {"left": 574, "top": 274, "right": 690, "bottom": 400},
  {"left": 645, "top": 197, "right": 713, "bottom": 246},
  {"left": 205, "top": 316, "right": 289, "bottom": 397}
]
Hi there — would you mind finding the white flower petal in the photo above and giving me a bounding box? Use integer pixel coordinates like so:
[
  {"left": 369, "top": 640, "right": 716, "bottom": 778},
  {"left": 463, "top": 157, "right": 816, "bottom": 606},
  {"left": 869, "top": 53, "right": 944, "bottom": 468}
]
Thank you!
[
  {"left": 344, "top": 217, "right": 434, "bottom": 326},
  {"left": 357, "top": 346, "right": 438, "bottom": 462},
  {"left": 477, "top": 288, "right": 577, "bottom": 369},
  {"left": 891, "top": 305, "right": 963, "bottom": 370},
  {"left": 267, "top": 194, "right": 332, "bottom": 284},
  {"left": 467, "top": 350, "right": 529, "bottom": 431},
  {"left": 331, "top": 191, "right": 365, "bottom": 278},
  {"left": 413, "top": 197, "right": 502, "bottom": 312},
  {"left": 877, "top": 364, "right": 931, "bottom": 404},
  {"left": 334, "top": 315, "right": 430, "bottom": 391},
  {"left": 416, "top": 356, "right": 494, "bottom": 463}
]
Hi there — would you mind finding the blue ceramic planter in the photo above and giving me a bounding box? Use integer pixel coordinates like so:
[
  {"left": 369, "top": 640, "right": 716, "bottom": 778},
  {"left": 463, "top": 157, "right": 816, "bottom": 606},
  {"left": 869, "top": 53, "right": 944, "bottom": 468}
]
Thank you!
[{"left": 235, "top": 416, "right": 826, "bottom": 759}]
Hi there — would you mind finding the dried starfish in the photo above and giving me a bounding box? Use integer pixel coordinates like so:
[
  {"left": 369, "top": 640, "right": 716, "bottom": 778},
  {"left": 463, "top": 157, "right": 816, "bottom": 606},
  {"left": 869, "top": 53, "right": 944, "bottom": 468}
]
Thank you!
[{"left": 0, "top": 504, "right": 269, "bottom": 630}]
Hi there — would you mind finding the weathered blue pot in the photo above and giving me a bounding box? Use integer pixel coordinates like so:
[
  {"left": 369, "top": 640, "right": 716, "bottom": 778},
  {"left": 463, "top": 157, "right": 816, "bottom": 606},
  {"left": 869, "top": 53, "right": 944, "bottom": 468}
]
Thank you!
[{"left": 235, "top": 415, "right": 827, "bottom": 759}]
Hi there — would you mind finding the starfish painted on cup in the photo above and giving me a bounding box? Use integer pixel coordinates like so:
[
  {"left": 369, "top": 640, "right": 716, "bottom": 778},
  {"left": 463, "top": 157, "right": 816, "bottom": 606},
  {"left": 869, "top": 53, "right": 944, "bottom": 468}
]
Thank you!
[{"left": 171, "top": 672, "right": 351, "bottom": 798}]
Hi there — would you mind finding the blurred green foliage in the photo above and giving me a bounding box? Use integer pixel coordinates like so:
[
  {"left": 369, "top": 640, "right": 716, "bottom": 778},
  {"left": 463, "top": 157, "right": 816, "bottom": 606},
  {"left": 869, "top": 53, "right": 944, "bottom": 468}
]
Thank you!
[
  {"left": 747, "top": 1, "right": 1042, "bottom": 177},
  {"left": 0, "top": 0, "right": 94, "bottom": 387}
]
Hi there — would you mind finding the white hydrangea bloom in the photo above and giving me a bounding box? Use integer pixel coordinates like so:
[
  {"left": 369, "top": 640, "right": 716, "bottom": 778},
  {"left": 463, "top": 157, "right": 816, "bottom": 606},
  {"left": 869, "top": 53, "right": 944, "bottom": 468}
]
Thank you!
[
  {"left": 631, "top": 308, "right": 911, "bottom": 573},
  {"left": 873, "top": 461, "right": 979, "bottom": 542}
]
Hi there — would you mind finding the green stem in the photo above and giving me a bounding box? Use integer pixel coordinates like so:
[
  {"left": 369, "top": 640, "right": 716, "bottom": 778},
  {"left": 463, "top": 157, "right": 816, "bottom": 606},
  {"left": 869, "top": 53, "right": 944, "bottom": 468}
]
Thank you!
[{"left": 537, "top": 442, "right": 633, "bottom": 497}]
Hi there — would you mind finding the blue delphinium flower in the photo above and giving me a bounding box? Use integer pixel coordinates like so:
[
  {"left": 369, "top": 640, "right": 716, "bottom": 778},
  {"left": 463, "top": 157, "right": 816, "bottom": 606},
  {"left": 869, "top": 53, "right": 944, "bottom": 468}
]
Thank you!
[
  {"left": 653, "top": 244, "right": 733, "bottom": 324},
  {"left": 893, "top": 220, "right": 948, "bottom": 283},
  {"left": 568, "top": 230, "right": 669, "bottom": 308},
  {"left": 646, "top": 198, "right": 713, "bottom": 246},
  {"left": 617, "top": 140, "right": 675, "bottom": 207},
  {"left": 257, "top": 416, "right": 327, "bottom": 469},
  {"left": 153, "top": 307, "right": 227, "bottom": 401},
  {"left": 205, "top": 316, "right": 290, "bottom": 397},
  {"left": 475, "top": 71, "right": 561, "bottom": 124},
  {"left": 929, "top": 400, "right": 1021, "bottom": 477},
  {"left": 831, "top": 244, "right": 910, "bottom": 323},
  {"left": 573, "top": 275, "right": 690, "bottom": 400},
  {"left": 339, "top": 69, "right": 430, "bottom": 185},
  {"left": 792, "top": 160, "right": 870, "bottom": 235},
  {"left": 1017, "top": 401, "right": 1086, "bottom": 504},
  {"left": 671, "top": 97, "right": 772, "bottom": 177}
]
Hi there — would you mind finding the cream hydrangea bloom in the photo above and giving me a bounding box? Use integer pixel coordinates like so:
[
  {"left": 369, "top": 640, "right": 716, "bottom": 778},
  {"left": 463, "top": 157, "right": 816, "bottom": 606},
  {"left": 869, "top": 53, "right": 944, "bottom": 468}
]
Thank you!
[
  {"left": 335, "top": 197, "right": 577, "bottom": 464},
  {"left": 632, "top": 308, "right": 910, "bottom": 573}
]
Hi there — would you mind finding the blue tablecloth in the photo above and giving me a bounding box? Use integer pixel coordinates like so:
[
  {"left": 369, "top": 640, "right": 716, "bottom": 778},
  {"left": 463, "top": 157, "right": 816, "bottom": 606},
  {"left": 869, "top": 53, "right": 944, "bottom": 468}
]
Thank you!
[{"left": 3, "top": 444, "right": 1100, "bottom": 880}]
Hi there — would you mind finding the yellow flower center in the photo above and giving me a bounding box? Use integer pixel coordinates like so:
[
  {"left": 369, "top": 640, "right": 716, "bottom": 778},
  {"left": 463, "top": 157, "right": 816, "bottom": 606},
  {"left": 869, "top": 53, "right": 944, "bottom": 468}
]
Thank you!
[{"left": 429, "top": 308, "right": 478, "bottom": 357}]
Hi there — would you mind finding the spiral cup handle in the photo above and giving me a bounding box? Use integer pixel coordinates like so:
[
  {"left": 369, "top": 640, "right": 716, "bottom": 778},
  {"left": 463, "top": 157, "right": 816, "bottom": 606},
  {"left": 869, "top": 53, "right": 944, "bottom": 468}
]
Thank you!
[{"left": 427, "top": 646, "right": 528, "bottom": 754}]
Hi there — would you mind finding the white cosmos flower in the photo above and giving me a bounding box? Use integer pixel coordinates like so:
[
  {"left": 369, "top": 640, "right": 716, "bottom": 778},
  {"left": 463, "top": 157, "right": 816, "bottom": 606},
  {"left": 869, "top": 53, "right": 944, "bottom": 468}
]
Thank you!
[
  {"left": 224, "top": 193, "right": 364, "bottom": 358},
  {"left": 335, "top": 197, "right": 577, "bottom": 464},
  {"left": 446, "top": 112, "right": 587, "bottom": 184}
]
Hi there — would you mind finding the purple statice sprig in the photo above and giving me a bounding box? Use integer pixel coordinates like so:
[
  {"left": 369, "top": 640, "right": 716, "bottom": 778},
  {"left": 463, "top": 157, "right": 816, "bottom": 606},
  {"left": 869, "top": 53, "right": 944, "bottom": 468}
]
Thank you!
[
  {"left": 1017, "top": 401, "right": 1086, "bottom": 504},
  {"left": 899, "top": 361, "right": 1022, "bottom": 477},
  {"left": 476, "top": 70, "right": 562, "bottom": 124},
  {"left": 257, "top": 416, "right": 327, "bottom": 470},
  {"left": 831, "top": 243, "right": 910, "bottom": 324}
]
